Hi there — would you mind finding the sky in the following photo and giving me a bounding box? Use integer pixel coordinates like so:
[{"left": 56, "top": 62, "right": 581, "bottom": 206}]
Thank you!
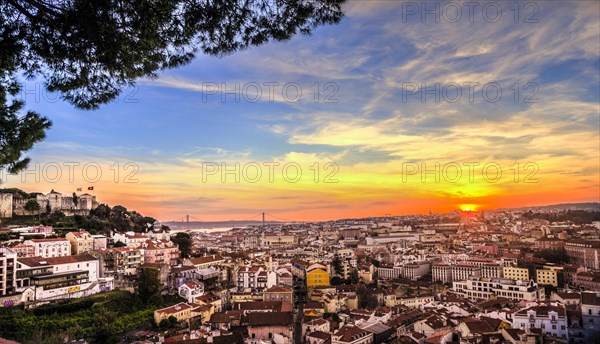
[{"left": 4, "top": 1, "right": 600, "bottom": 222}]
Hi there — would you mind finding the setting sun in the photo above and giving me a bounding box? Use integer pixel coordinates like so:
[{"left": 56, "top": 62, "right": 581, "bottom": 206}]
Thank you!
[{"left": 460, "top": 204, "right": 479, "bottom": 212}]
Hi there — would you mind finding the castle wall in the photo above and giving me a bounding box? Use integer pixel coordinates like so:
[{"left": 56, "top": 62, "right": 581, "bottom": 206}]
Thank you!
[
  {"left": 0, "top": 191, "right": 97, "bottom": 218},
  {"left": 0, "top": 193, "right": 13, "bottom": 218}
]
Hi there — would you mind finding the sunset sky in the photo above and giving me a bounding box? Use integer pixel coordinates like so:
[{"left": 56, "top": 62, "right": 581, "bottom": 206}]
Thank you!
[{"left": 5, "top": 1, "right": 599, "bottom": 222}]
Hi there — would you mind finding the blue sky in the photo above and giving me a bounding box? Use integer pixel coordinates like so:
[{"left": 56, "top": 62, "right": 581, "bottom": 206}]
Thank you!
[{"left": 7, "top": 1, "right": 600, "bottom": 221}]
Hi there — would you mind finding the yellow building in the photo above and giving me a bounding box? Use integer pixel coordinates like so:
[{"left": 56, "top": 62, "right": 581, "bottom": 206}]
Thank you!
[
  {"left": 503, "top": 266, "right": 530, "bottom": 280},
  {"left": 154, "top": 302, "right": 194, "bottom": 325},
  {"left": 536, "top": 266, "right": 563, "bottom": 287},
  {"left": 307, "top": 267, "right": 330, "bottom": 288},
  {"left": 66, "top": 231, "right": 94, "bottom": 255}
]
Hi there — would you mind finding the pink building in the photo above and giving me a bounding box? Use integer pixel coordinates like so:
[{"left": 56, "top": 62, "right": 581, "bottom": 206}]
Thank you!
[
  {"left": 5, "top": 242, "right": 35, "bottom": 258},
  {"left": 247, "top": 312, "right": 293, "bottom": 342},
  {"left": 141, "top": 239, "right": 179, "bottom": 265}
]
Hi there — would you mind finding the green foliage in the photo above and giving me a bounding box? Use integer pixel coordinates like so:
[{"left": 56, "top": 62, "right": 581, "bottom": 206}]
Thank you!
[
  {"left": 0, "top": 290, "right": 182, "bottom": 343},
  {"left": 159, "top": 318, "right": 171, "bottom": 329},
  {"left": 0, "top": 73, "right": 52, "bottom": 176},
  {"left": 349, "top": 269, "right": 360, "bottom": 284},
  {"left": 137, "top": 268, "right": 163, "bottom": 304},
  {"left": 357, "top": 285, "right": 378, "bottom": 309},
  {"left": 33, "top": 299, "right": 94, "bottom": 316},
  {"left": 2, "top": 0, "right": 345, "bottom": 110},
  {"left": 114, "top": 240, "right": 127, "bottom": 248},
  {"left": 331, "top": 254, "right": 343, "bottom": 276},
  {"left": 24, "top": 198, "right": 40, "bottom": 215},
  {"left": 330, "top": 276, "right": 345, "bottom": 285},
  {"left": 171, "top": 232, "right": 193, "bottom": 258},
  {"left": 534, "top": 248, "right": 571, "bottom": 264}
]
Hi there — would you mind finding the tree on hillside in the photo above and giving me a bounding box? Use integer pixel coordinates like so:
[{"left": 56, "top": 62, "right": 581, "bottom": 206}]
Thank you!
[
  {"left": 137, "top": 267, "right": 162, "bottom": 304},
  {"left": 113, "top": 240, "right": 126, "bottom": 248},
  {"left": 332, "top": 254, "right": 343, "bottom": 276},
  {"left": 0, "top": 74, "right": 52, "bottom": 176},
  {"left": 171, "top": 232, "right": 193, "bottom": 258},
  {"left": 1, "top": 1, "right": 345, "bottom": 173},
  {"left": 349, "top": 268, "right": 359, "bottom": 284},
  {"left": 24, "top": 198, "right": 40, "bottom": 217},
  {"left": 357, "top": 285, "right": 378, "bottom": 309}
]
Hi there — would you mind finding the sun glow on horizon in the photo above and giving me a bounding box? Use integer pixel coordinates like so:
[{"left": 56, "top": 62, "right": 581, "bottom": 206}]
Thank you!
[{"left": 460, "top": 204, "right": 479, "bottom": 212}]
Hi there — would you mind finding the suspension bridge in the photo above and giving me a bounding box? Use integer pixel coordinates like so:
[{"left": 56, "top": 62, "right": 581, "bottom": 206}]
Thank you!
[{"left": 164, "top": 212, "right": 301, "bottom": 227}]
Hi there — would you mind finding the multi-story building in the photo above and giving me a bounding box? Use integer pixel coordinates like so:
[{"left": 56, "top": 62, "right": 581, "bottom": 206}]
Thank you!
[
  {"left": 536, "top": 265, "right": 564, "bottom": 287},
  {"left": 452, "top": 278, "right": 545, "bottom": 302},
  {"left": 141, "top": 239, "right": 179, "bottom": 265},
  {"left": 188, "top": 254, "right": 225, "bottom": 270},
  {"left": 377, "top": 264, "right": 404, "bottom": 280},
  {"left": 307, "top": 263, "right": 330, "bottom": 288},
  {"left": 261, "top": 233, "right": 297, "bottom": 246},
  {"left": 535, "top": 237, "right": 565, "bottom": 251},
  {"left": 92, "top": 247, "right": 142, "bottom": 277},
  {"left": 481, "top": 263, "right": 503, "bottom": 279},
  {"left": 4, "top": 242, "right": 34, "bottom": 258},
  {"left": 432, "top": 262, "right": 452, "bottom": 283},
  {"left": 66, "top": 231, "right": 94, "bottom": 255},
  {"left": 112, "top": 232, "right": 148, "bottom": 248},
  {"left": 0, "top": 248, "right": 16, "bottom": 296},
  {"left": 237, "top": 266, "right": 270, "bottom": 291},
  {"left": 503, "top": 266, "right": 530, "bottom": 281},
  {"left": 452, "top": 264, "right": 481, "bottom": 281},
  {"left": 581, "top": 292, "right": 600, "bottom": 340},
  {"left": 573, "top": 271, "right": 600, "bottom": 290},
  {"left": 403, "top": 261, "right": 431, "bottom": 280},
  {"left": 565, "top": 240, "right": 600, "bottom": 269},
  {"left": 263, "top": 286, "right": 293, "bottom": 304},
  {"left": 23, "top": 238, "right": 71, "bottom": 258},
  {"left": 15, "top": 254, "right": 111, "bottom": 301},
  {"left": 513, "top": 305, "right": 568, "bottom": 341}
]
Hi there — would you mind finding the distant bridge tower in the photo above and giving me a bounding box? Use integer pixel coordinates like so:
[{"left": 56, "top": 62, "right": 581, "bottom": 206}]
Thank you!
[
  {"left": 186, "top": 214, "right": 190, "bottom": 223},
  {"left": 262, "top": 212, "right": 265, "bottom": 227}
]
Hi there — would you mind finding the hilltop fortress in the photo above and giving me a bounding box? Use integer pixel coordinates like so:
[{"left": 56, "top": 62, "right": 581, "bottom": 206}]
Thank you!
[{"left": 0, "top": 189, "right": 98, "bottom": 218}]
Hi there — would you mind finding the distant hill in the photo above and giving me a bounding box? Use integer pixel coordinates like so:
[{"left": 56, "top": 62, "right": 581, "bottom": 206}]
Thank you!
[
  {"left": 163, "top": 220, "right": 283, "bottom": 229},
  {"left": 496, "top": 202, "right": 600, "bottom": 212}
]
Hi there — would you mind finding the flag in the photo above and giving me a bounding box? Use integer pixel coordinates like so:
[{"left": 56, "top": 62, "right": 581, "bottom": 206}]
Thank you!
[
  {"left": 88, "top": 186, "right": 94, "bottom": 191},
  {"left": 77, "top": 188, "right": 82, "bottom": 192}
]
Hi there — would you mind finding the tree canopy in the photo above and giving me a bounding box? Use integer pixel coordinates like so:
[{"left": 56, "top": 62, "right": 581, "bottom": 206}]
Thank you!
[{"left": 0, "top": 0, "right": 345, "bottom": 173}]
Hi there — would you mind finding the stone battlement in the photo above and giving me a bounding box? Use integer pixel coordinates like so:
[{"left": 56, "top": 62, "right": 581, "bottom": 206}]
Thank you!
[{"left": 0, "top": 190, "right": 98, "bottom": 218}]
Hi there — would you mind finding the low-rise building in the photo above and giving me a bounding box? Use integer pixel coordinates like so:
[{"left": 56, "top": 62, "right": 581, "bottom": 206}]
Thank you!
[
  {"left": 452, "top": 278, "right": 545, "bottom": 302},
  {"left": 23, "top": 238, "right": 71, "bottom": 258},
  {"left": 65, "top": 231, "right": 94, "bottom": 255},
  {"left": 92, "top": 247, "right": 142, "bottom": 277},
  {"left": 513, "top": 305, "right": 568, "bottom": 340}
]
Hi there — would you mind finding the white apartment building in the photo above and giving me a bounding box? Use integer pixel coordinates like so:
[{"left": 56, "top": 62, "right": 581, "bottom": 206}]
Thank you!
[
  {"left": 452, "top": 278, "right": 545, "bottom": 301},
  {"left": 24, "top": 238, "right": 71, "bottom": 258},
  {"left": 16, "top": 254, "right": 112, "bottom": 301},
  {"left": 513, "top": 305, "right": 568, "bottom": 341},
  {"left": 0, "top": 248, "right": 17, "bottom": 296}
]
